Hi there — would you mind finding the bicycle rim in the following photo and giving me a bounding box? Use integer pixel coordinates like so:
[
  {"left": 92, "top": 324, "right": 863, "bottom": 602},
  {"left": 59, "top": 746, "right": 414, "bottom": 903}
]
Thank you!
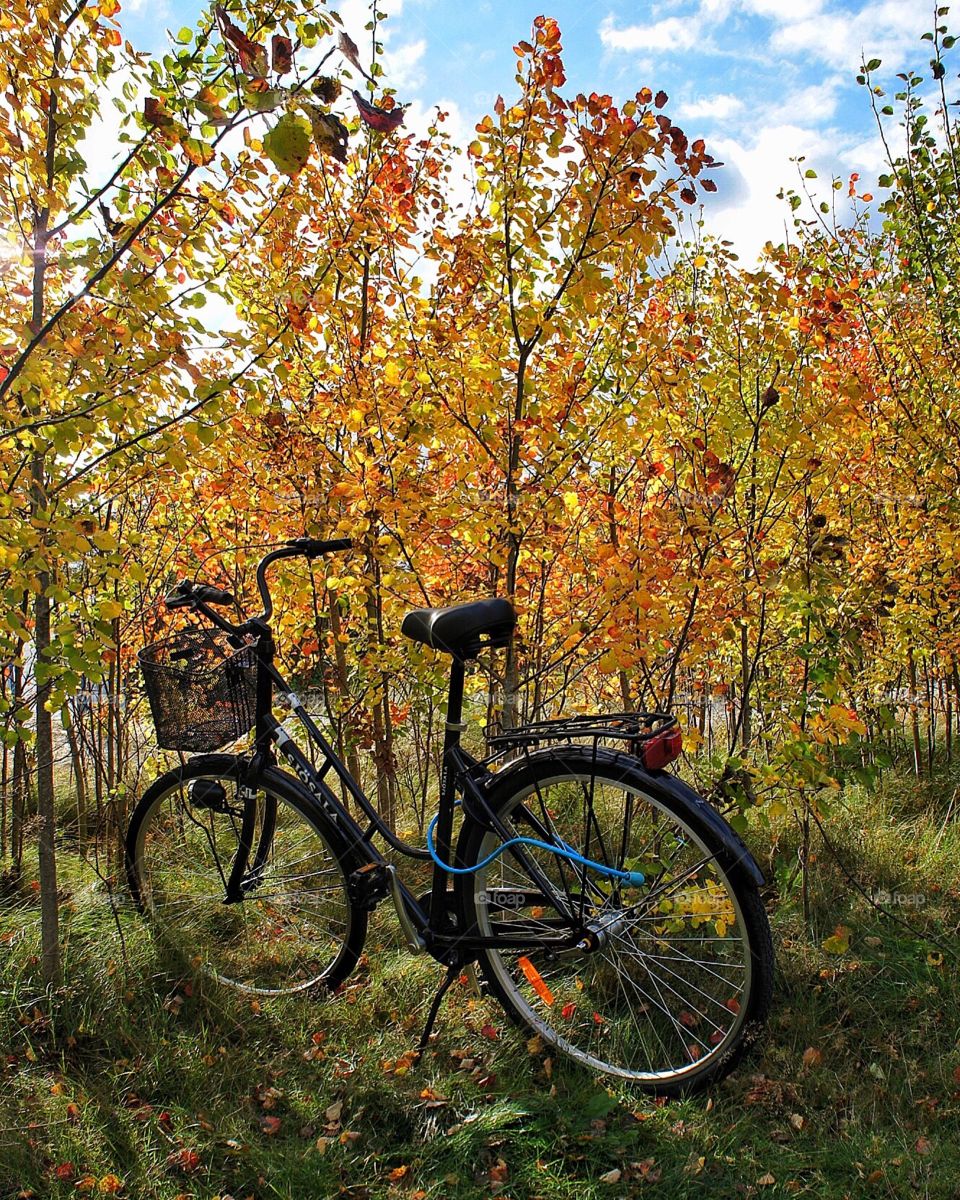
[
  {"left": 129, "top": 763, "right": 362, "bottom": 995},
  {"left": 465, "top": 767, "right": 760, "bottom": 1086}
]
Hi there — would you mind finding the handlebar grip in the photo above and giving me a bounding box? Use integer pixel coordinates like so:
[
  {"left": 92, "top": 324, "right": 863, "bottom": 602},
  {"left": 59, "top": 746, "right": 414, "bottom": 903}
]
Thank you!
[
  {"left": 285, "top": 537, "right": 353, "bottom": 558},
  {"left": 194, "top": 585, "right": 235, "bottom": 607},
  {"left": 164, "top": 581, "right": 235, "bottom": 611},
  {"left": 164, "top": 581, "right": 194, "bottom": 610}
]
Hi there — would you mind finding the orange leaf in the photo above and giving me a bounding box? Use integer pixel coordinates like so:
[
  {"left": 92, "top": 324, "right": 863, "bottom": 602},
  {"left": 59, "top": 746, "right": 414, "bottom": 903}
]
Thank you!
[
  {"left": 166, "top": 1148, "right": 201, "bottom": 1173},
  {"left": 272, "top": 34, "right": 293, "bottom": 74},
  {"left": 802, "top": 1047, "right": 823, "bottom": 1069},
  {"left": 143, "top": 97, "right": 173, "bottom": 128}
]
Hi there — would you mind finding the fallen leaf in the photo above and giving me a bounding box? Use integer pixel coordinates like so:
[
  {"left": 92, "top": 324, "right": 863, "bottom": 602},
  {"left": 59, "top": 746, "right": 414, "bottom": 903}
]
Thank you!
[
  {"left": 915, "top": 1136, "right": 932, "bottom": 1156},
  {"left": 758, "top": 1172, "right": 776, "bottom": 1186},
  {"left": 822, "top": 925, "right": 852, "bottom": 955},
  {"left": 259, "top": 1116, "right": 282, "bottom": 1136},
  {"left": 489, "top": 1158, "right": 508, "bottom": 1183},
  {"left": 802, "top": 1047, "right": 823, "bottom": 1069},
  {"left": 599, "top": 1168, "right": 622, "bottom": 1184},
  {"left": 165, "top": 1148, "right": 201, "bottom": 1173}
]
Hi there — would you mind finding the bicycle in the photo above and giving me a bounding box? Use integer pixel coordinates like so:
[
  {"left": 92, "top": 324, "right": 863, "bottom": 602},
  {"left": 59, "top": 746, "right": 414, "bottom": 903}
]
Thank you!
[{"left": 127, "top": 537, "right": 773, "bottom": 1094}]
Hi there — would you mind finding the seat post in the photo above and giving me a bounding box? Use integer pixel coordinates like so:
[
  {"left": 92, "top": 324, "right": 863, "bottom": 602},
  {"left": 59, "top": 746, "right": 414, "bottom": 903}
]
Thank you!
[{"left": 429, "top": 657, "right": 467, "bottom": 937}]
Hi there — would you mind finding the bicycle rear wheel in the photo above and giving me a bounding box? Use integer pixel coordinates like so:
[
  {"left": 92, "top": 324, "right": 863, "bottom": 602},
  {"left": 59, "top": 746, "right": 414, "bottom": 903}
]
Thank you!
[
  {"left": 126, "top": 754, "right": 367, "bottom": 995},
  {"left": 455, "top": 750, "right": 772, "bottom": 1093}
]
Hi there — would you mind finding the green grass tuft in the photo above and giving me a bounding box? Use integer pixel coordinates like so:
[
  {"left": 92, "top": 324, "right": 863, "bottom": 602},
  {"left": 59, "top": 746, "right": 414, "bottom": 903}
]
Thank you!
[{"left": 0, "top": 770, "right": 958, "bottom": 1198}]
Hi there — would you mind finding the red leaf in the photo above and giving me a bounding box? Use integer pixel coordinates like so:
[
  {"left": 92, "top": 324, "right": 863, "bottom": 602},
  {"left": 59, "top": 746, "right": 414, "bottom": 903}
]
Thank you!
[
  {"left": 338, "top": 31, "right": 373, "bottom": 81},
  {"left": 272, "top": 34, "right": 293, "bottom": 75},
  {"left": 701, "top": 178, "right": 718, "bottom": 193},
  {"left": 561, "top": 1002, "right": 576, "bottom": 1020},
  {"left": 654, "top": 89, "right": 668, "bottom": 108},
  {"left": 215, "top": 5, "right": 267, "bottom": 77},
  {"left": 260, "top": 1115, "right": 282, "bottom": 1136},
  {"left": 481, "top": 1022, "right": 499, "bottom": 1040},
  {"left": 166, "top": 1148, "right": 201, "bottom": 1173},
  {"left": 680, "top": 187, "right": 697, "bottom": 204},
  {"left": 52, "top": 1163, "right": 75, "bottom": 1181},
  {"left": 143, "top": 97, "right": 173, "bottom": 128},
  {"left": 692, "top": 138, "right": 705, "bottom": 155},
  {"left": 353, "top": 90, "right": 405, "bottom": 133}
]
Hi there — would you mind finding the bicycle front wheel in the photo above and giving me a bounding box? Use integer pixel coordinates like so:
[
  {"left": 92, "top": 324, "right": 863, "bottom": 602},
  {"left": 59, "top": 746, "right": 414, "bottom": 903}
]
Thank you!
[
  {"left": 126, "top": 754, "right": 367, "bottom": 995},
  {"left": 455, "top": 750, "right": 772, "bottom": 1093}
]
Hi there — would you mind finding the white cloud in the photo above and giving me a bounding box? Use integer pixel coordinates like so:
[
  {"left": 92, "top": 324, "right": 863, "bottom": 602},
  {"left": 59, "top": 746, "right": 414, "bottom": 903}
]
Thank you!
[
  {"left": 382, "top": 37, "right": 426, "bottom": 92},
  {"left": 767, "top": 76, "right": 845, "bottom": 124},
  {"left": 599, "top": 13, "right": 700, "bottom": 53},
  {"left": 703, "top": 123, "right": 837, "bottom": 260},
  {"left": 741, "top": 0, "right": 823, "bottom": 19},
  {"left": 771, "top": 1, "right": 925, "bottom": 72},
  {"left": 677, "top": 92, "right": 744, "bottom": 120},
  {"left": 839, "top": 131, "right": 891, "bottom": 180}
]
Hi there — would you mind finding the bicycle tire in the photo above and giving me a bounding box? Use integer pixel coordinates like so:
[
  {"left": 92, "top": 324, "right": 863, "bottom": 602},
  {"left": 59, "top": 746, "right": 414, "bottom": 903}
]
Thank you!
[
  {"left": 454, "top": 748, "right": 773, "bottom": 1093},
  {"left": 126, "top": 754, "right": 368, "bottom": 995}
]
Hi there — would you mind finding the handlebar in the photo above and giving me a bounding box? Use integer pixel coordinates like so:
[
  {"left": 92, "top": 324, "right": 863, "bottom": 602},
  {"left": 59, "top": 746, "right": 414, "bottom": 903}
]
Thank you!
[{"left": 165, "top": 538, "right": 353, "bottom": 633}]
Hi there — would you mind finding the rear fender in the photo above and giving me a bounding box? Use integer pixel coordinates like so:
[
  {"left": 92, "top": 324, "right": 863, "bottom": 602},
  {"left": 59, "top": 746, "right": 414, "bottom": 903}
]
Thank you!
[{"left": 478, "top": 746, "right": 764, "bottom": 888}]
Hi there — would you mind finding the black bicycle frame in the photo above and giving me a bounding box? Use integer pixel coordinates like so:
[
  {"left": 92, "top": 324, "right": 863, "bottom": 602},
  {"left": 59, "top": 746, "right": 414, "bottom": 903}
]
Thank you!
[{"left": 238, "top": 634, "right": 585, "bottom": 960}]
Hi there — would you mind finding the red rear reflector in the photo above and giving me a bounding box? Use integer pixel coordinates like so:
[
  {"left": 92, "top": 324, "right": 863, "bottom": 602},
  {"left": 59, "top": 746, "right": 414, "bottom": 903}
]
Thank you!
[{"left": 641, "top": 726, "right": 682, "bottom": 770}]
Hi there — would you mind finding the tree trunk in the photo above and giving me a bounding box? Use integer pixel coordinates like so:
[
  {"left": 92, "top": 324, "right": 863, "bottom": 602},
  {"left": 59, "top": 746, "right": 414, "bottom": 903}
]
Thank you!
[
  {"left": 365, "top": 565, "right": 396, "bottom": 832},
  {"left": 326, "top": 589, "right": 363, "bottom": 808},
  {"left": 740, "top": 619, "right": 752, "bottom": 752},
  {"left": 63, "top": 704, "right": 88, "bottom": 844},
  {"left": 33, "top": 562, "right": 61, "bottom": 986},
  {"left": 11, "top": 734, "right": 27, "bottom": 874},
  {"left": 907, "top": 645, "right": 923, "bottom": 778}
]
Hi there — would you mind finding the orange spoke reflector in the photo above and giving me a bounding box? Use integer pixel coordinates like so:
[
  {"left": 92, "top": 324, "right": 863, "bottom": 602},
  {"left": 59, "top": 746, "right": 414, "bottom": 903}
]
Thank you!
[{"left": 517, "top": 956, "right": 555, "bottom": 1006}]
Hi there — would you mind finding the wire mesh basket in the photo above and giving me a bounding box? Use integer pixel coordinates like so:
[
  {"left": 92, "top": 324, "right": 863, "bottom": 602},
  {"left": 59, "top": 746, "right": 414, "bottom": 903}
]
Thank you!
[{"left": 139, "top": 627, "right": 257, "bottom": 753}]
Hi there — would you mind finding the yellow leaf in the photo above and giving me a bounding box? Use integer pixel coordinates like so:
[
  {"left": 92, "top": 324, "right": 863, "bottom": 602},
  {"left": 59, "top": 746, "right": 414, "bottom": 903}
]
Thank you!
[{"left": 821, "top": 925, "right": 851, "bottom": 955}]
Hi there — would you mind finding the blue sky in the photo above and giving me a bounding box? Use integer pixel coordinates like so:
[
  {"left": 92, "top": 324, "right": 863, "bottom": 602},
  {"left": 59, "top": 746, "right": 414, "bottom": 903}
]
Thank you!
[{"left": 119, "top": 0, "right": 935, "bottom": 258}]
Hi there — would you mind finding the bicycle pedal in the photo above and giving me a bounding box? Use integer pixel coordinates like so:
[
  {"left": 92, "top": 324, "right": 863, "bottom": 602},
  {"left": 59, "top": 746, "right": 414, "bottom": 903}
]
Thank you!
[{"left": 347, "top": 862, "right": 391, "bottom": 911}]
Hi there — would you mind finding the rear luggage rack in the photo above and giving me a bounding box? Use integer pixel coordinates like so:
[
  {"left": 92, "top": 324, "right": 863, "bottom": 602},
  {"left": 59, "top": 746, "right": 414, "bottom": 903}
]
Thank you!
[{"left": 487, "top": 712, "right": 682, "bottom": 771}]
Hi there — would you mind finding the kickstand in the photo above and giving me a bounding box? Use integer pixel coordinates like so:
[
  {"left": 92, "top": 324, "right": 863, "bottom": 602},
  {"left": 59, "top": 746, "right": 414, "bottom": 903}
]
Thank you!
[{"left": 415, "top": 961, "right": 461, "bottom": 1061}]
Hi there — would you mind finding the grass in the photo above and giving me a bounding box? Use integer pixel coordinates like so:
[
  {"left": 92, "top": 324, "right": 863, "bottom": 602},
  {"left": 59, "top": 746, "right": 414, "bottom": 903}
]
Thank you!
[{"left": 0, "top": 768, "right": 958, "bottom": 1200}]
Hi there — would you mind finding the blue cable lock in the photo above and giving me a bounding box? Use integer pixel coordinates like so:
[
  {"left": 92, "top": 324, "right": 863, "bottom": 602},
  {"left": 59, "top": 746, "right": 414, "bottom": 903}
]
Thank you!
[{"left": 426, "top": 811, "right": 646, "bottom": 888}]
